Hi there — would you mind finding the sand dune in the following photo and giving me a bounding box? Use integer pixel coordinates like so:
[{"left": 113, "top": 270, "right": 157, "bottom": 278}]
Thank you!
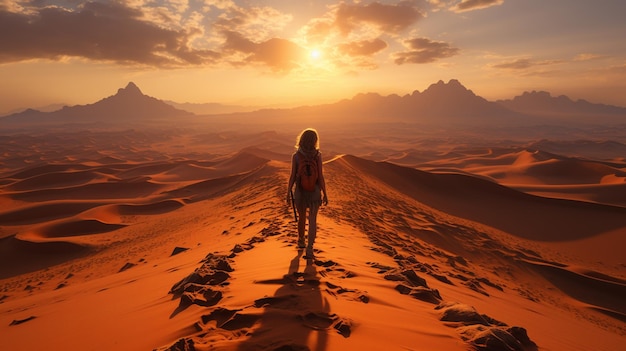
[
  {"left": 410, "top": 147, "right": 626, "bottom": 208},
  {"left": 521, "top": 259, "right": 626, "bottom": 322},
  {"left": 0, "top": 202, "right": 106, "bottom": 226},
  {"left": 1, "top": 128, "right": 625, "bottom": 351},
  {"left": 6, "top": 169, "right": 110, "bottom": 191},
  {"left": 27, "top": 219, "right": 127, "bottom": 239},
  {"left": 117, "top": 199, "right": 185, "bottom": 215},
  {"left": 0, "top": 234, "right": 91, "bottom": 279},
  {"left": 337, "top": 155, "right": 626, "bottom": 244}
]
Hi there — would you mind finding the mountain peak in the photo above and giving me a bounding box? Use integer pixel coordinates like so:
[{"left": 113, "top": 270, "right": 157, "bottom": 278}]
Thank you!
[
  {"left": 443, "top": 79, "right": 463, "bottom": 87},
  {"left": 423, "top": 78, "right": 476, "bottom": 98},
  {"left": 117, "top": 82, "right": 143, "bottom": 97}
]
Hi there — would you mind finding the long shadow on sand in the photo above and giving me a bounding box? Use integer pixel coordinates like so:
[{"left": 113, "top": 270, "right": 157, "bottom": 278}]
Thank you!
[{"left": 236, "top": 250, "right": 331, "bottom": 351}]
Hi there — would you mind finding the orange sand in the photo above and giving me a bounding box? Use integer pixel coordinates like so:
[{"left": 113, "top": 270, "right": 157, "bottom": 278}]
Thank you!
[{"left": 1, "top": 127, "right": 625, "bottom": 350}]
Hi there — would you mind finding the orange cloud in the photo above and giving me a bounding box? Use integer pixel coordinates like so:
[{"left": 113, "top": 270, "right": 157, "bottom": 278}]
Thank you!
[
  {"left": 493, "top": 58, "right": 534, "bottom": 69},
  {"left": 222, "top": 31, "right": 306, "bottom": 72},
  {"left": 213, "top": 4, "right": 292, "bottom": 40},
  {"left": 573, "top": 53, "right": 605, "bottom": 61},
  {"left": 394, "top": 37, "right": 460, "bottom": 64},
  {"left": 493, "top": 58, "right": 563, "bottom": 70},
  {"left": 338, "top": 38, "right": 388, "bottom": 57},
  {"left": 450, "top": 0, "right": 504, "bottom": 13},
  {"left": 301, "top": 17, "right": 335, "bottom": 46},
  {"left": 333, "top": 1, "right": 424, "bottom": 35}
]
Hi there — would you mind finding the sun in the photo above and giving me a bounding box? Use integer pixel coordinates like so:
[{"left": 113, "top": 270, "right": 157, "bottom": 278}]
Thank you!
[{"left": 309, "top": 49, "right": 321, "bottom": 60}]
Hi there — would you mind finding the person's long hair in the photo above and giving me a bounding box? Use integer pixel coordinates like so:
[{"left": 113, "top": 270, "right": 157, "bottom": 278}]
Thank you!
[{"left": 295, "top": 128, "right": 319, "bottom": 152}]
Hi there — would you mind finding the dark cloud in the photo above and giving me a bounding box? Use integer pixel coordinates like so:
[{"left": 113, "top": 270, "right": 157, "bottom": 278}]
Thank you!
[
  {"left": 338, "top": 38, "right": 388, "bottom": 57},
  {"left": 450, "top": 0, "right": 504, "bottom": 13},
  {"left": 223, "top": 31, "right": 306, "bottom": 72},
  {"left": 334, "top": 1, "right": 424, "bottom": 35},
  {"left": 394, "top": 37, "right": 460, "bottom": 64},
  {"left": 0, "top": 3, "right": 219, "bottom": 66}
]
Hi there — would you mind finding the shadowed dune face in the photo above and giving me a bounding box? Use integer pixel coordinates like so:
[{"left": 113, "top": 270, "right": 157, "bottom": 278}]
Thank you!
[
  {"left": 336, "top": 155, "right": 626, "bottom": 242},
  {"left": 412, "top": 147, "right": 626, "bottom": 209}
]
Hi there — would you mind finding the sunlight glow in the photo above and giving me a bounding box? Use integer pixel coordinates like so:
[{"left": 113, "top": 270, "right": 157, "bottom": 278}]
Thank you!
[{"left": 310, "top": 49, "right": 321, "bottom": 60}]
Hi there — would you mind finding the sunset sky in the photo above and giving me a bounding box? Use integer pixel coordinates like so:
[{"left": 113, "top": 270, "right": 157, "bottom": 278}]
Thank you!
[{"left": 1, "top": 0, "right": 625, "bottom": 114}]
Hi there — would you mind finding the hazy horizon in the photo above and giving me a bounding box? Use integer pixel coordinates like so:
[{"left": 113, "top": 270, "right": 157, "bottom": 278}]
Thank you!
[{"left": 4, "top": 78, "right": 626, "bottom": 118}]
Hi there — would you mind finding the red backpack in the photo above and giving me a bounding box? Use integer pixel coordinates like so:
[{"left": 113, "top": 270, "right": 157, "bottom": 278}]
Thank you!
[{"left": 297, "top": 151, "right": 319, "bottom": 192}]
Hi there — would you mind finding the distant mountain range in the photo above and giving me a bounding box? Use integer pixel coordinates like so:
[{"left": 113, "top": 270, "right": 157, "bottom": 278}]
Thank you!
[
  {"left": 282, "top": 79, "right": 521, "bottom": 125},
  {"left": 223, "top": 79, "right": 626, "bottom": 126},
  {"left": 1, "top": 82, "right": 192, "bottom": 126},
  {"left": 2, "top": 80, "right": 625, "bottom": 128},
  {"left": 497, "top": 90, "right": 626, "bottom": 116}
]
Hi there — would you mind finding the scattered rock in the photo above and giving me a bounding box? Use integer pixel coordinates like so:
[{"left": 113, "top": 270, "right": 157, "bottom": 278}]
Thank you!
[
  {"left": 200, "top": 307, "right": 259, "bottom": 330},
  {"left": 9, "top": 316, "right": 36, "bottom": 326},
  {"left": 464, "top": 280, "right": 490, "bottom": 297},
  {"left": 314, "top": 259, "right": 337, "bottom": 267},
  {"left": 170, "top": 254, "right": 233, "bottom": 295},
  {"left": 449, "top": 256, "right": 468, "bottom": 267},
  {"left": 201, "top": 307, "right": 240, "bottom": 327},
  {"left": 334, "top": 318, "right": 352, "bottom": 337},
  {"left": 254, "top": 294, "right": 298, "bottom": 309},
  {"left": 508, "top": 326, "right": 538, "bottom": 350},
  {"left": 220, "top": 313, "right": 261, "bottom": 330},
  {"left": 435, "top": 301, "right": 537, "bottom": 349},
  {"left": 119, "top": 262, "right": 136, "bottom": 272},
  {"left": 179, "top": 285, "right": 222, "bottom": 308},
  {"left": 430, "top": 272, "right": 454, "bottom": 285},
  {"left": 458, "top": 325, "right": 538, "bottom": 351},
  {"left": 477, "top": 277, "right": 504, "bottom": 291},
  {"left": 161, "top": 337, "right": 195, "bottom": 351},
  {"left": 367, "top": 262, "right": 394, "bottom": 273},
  {"left": 436, "top": 302, "right": 497, "bottom": 326},
  {"left": 300, "top": 312, "right": 337, "bottom": 330},
  {"left": 395, "top": 284, "right": 413, "bottom": 295},
  {"left": 409, "top": 287, "right": 442, "bottom": 304},
  {"left": 171, "top": 247, "right": 189, "bottom": 256},
  {"left": 214, "top": 259, "right": 234, "bottom": 272},
  {"left": 401, "top": 269, "right": 427, "bottom": 287},
  {"left": 384, "top": 273, "right": 405, "bottom": 282},
  {"left": 395, "top": 284, "right": 441, "bottom": 304}
]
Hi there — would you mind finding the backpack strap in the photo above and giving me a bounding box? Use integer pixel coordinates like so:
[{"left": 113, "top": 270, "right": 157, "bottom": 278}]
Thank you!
[{"left": 296, "top": 149, "right": 319, "bottom": 165}]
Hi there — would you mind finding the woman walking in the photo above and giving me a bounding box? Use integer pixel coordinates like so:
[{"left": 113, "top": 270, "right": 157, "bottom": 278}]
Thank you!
[{"left": 287, "top": 128, "right": 328, "bottom": 258}]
